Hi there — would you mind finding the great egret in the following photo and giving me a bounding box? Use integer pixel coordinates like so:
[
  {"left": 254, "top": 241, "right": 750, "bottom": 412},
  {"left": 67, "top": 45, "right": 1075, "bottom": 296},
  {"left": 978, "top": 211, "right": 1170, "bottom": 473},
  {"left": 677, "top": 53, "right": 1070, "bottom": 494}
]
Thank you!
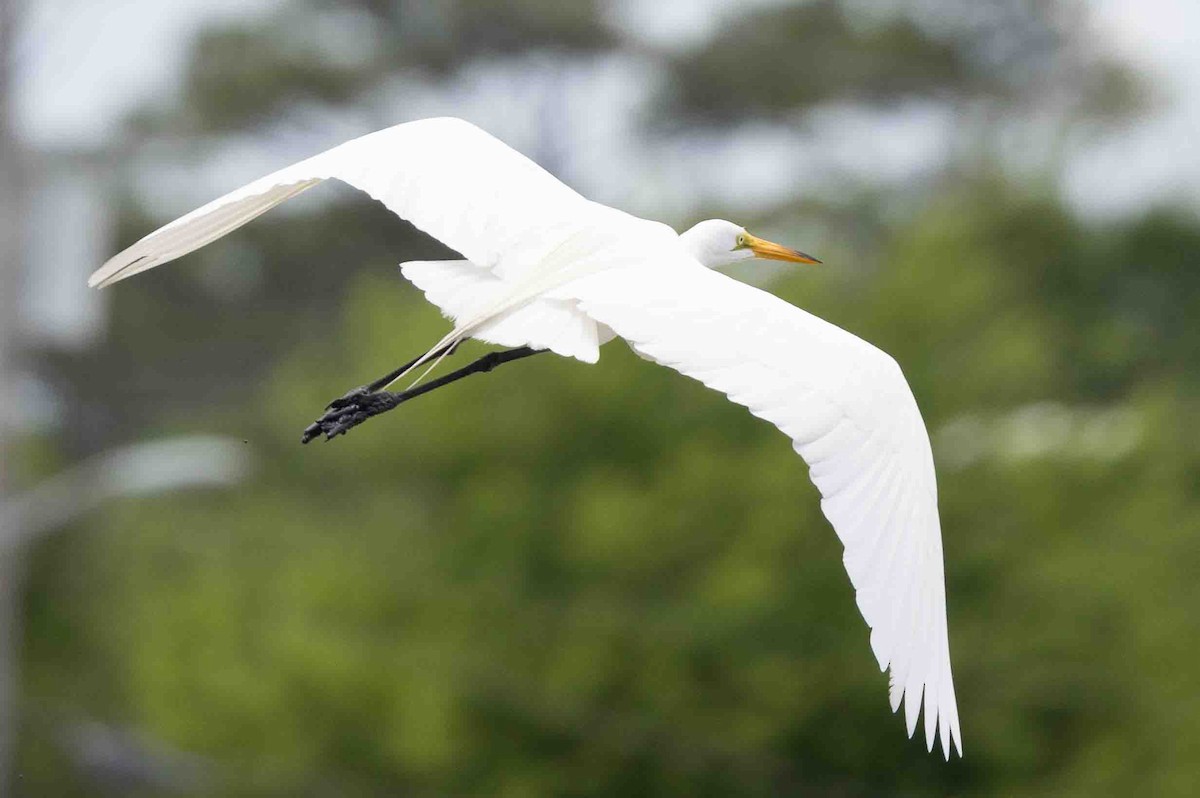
[{"left": 90, "top": 117, "right": 961, "bottom": 758}]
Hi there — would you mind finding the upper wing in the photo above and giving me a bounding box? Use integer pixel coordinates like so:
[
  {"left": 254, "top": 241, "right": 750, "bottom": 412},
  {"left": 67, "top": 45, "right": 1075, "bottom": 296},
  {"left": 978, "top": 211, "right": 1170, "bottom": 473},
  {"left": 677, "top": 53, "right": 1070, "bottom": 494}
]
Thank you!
[
  {"left": 90, "top": 117, "right": 593, "bottom": 288},
  {"left": 560, "top": 262, "right": 962, "bottom": 758}
]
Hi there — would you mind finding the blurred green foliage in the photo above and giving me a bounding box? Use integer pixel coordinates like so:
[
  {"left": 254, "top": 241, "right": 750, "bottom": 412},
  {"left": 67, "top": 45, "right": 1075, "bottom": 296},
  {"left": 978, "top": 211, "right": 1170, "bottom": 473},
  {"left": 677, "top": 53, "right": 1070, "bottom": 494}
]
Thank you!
[
  {"left": 664, "top": 0, "right": 980, "bottom": 122},
  {"left": 17, "top": 0, "right": 1200, "bottom": 796}
]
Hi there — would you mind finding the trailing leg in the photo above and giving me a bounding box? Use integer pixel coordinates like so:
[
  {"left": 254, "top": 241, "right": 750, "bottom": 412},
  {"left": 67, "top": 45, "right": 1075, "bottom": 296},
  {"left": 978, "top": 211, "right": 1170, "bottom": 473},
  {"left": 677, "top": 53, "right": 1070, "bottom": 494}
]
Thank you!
[{"left": 301, "top": 345, "right": 547, "bottom": 443}]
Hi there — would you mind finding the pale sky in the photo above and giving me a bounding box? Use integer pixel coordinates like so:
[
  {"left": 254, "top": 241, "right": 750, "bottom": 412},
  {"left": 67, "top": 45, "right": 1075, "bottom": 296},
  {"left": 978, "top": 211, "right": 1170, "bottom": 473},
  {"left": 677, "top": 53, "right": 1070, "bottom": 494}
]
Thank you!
[
  {"left": 14, "top": 0, "right": 1199, "bottom": 219},
  {"left": 14, "top": 0, "right": 284, "bottom": 145},
  {"left": 1064, "top": 0, "right": 1200, "bottom": 217}
]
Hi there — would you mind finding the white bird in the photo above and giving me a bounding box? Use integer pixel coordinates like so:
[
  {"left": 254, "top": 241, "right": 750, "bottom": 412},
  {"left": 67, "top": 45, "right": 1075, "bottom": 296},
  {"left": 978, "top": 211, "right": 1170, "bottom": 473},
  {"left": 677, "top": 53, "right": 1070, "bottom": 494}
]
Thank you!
[{"left": 90, "top": 117, "right": 961, "bottom": 758}]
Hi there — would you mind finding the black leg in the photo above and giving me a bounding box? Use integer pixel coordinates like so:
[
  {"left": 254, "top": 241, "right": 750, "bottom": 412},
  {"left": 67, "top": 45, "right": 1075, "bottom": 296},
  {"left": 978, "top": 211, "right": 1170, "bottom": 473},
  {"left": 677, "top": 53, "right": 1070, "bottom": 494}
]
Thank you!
[
  {"left": 321, "top": 339, "right": 461, "bottom": 414},
  {"left": 301, "top": 345, "right": 547, "bottom": 443},
  {"left": 301, "top": 340, "right": 461, "bottom": 444}
]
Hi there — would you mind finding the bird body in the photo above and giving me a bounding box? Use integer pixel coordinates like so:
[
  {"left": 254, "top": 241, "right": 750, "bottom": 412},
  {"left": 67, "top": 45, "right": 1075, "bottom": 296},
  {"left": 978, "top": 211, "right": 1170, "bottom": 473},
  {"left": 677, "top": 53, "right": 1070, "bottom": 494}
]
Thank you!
[{"left": 91, "top": 117, "right": 961, "bottom": 758}]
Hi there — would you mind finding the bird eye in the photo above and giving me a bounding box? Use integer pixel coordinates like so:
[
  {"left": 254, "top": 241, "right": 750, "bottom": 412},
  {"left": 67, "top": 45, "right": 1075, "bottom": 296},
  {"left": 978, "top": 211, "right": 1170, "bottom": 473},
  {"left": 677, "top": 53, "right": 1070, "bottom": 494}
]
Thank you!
[{"left": 736, "top": 235, "right": 745, "bottom": 247}]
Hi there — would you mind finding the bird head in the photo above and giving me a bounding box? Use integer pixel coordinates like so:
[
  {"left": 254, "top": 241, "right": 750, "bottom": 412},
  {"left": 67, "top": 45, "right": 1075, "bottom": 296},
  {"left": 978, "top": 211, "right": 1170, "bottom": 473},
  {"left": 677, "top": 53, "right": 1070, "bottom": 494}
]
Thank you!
[{"left": 680, "top": 219, "right": 821, "bottom": 270}]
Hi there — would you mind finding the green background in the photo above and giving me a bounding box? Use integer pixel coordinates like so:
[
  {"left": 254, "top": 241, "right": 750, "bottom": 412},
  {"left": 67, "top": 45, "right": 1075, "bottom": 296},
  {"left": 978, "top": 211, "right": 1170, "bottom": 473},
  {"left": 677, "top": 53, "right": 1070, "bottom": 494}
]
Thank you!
[{"left": 10, "top": 0, "right": 1200, "bottom": 795}]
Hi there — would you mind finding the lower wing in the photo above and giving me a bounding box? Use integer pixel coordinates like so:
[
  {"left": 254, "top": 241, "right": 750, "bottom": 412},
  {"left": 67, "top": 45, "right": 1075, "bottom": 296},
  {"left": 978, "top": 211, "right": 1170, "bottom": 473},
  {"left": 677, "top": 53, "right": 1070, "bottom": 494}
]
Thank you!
[{"left": 558, "top": 262, "right": 962, "bottom": 758}]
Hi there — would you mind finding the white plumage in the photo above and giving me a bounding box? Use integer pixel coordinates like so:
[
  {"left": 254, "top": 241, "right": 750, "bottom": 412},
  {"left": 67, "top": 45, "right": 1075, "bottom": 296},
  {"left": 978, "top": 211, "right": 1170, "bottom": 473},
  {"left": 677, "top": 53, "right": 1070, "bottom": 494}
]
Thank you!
[
  {"left": 91, "top": 117, "right": 962, "bottom": 758},
  {"left": 558, "top": 263, "right": 960, "bottom": 755},
  {"left": 400, "top": 259, "right": 611, "bottom": 362}
]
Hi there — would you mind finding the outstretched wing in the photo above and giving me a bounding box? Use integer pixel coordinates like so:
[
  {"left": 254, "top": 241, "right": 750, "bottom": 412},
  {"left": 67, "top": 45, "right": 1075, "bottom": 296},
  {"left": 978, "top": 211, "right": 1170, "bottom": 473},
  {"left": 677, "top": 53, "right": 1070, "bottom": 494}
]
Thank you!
[
  {"left": 90, "top": 117, "right": 593, "bottom": 288},
  {"left": 560, "top": 261, "right": 962, "bottom": 758}
]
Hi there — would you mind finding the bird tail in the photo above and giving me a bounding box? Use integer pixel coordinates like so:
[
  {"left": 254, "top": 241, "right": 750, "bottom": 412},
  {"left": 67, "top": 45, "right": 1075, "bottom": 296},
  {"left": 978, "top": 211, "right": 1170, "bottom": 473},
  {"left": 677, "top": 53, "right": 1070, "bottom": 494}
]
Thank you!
[
  {"left": 387, "top": 260, "right": 605, "bottom": 389},
  {"left": 377, "top": 286, "right": 546, "bottom": 391}
]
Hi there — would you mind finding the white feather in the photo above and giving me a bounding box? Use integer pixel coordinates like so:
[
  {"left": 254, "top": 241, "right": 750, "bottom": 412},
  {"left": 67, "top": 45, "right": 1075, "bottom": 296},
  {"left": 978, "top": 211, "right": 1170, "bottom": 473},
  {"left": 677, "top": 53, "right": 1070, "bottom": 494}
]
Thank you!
[
  {"left": 560, "top": 262, "right": 962, "bottom": 758},
  {"left": 90, "top": 117, "right": 961, "bottom": 757},
  {"left": 401, "top": 259, "right": 603, "bottom": 362}
]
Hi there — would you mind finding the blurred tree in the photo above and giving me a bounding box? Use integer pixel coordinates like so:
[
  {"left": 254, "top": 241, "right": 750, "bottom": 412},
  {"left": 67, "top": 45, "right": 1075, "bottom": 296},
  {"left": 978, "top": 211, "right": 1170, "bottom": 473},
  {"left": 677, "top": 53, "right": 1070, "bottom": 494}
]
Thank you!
[
  {"left": 27, "top": 189, "right": 1200, "bottom": 795},
  {"left": 658, "top": 0, "right": 1141, "bottom": 127},
  {"left": 134, "top": 0, "right": 620, "bottom": 135}
]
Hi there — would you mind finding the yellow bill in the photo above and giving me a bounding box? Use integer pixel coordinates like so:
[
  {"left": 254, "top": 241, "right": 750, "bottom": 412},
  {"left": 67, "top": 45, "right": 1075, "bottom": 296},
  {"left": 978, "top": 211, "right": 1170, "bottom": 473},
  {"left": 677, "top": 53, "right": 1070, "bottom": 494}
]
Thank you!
[{"left": 744, "top": 232, "right": 822, "bottom": 264}]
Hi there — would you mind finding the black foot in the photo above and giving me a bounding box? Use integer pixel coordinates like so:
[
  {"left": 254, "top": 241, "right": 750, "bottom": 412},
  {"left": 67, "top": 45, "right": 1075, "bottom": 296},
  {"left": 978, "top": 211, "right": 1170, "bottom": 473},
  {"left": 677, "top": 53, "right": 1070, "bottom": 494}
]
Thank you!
[{"left": 301, "top": 389, "right": 399, "bottom": 443}]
